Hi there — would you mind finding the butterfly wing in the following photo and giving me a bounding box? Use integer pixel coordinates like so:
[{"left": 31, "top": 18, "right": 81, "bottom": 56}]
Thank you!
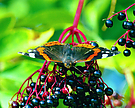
[
  {"left": 72, "top": 44, "right": 120, "bottom": 63},
  {"left": 19, "top": 41, "right": 67, "bottom": 63}
]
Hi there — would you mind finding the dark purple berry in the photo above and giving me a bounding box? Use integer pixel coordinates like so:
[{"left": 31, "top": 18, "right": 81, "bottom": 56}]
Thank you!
[
  {"left": 123, "top": 49, "right": 131, "bottom": 56},
  {"left": 30, "top": 82, "right": 36, "bottom": 88},
  {"left": 122, "top": 21, "right": 134, "bottom": 30},
  {"left": 66, "top": 96, "right": 74, "bottom": 105},
  {"left": 46, "top": 99, "right": 53, "bottom": 107},
  {"left": 111, "top": 46, "right": 118, "bottom": 51},
  {"left": 132, "top": 42, "right": 135, "bottom": 48},
  {"left": 129, "top": 30, "right": 135, "bottom": 38},
  {"left": 96, "top": 83, "right": 104, "bottom": 90},
  {"left": 126, "top": 40, "right": 132, "bottom": 48},
  {"left": 26, "top": 87, "right": 32, "bottom": 95},
  {"left": 91, "top": 42, "right": 99, "bottom": 47},
  {"left": 76, "top": 86, "right": 84, "bottom": 94},
  {"left": 105, "top": 19, "right": 113, "bottom": 28},
  {"left": 93, "top": 70, "right": 102, "bottom": 78},
  {"left": 118, "top": 38, "right": 126, "bottom": 46},
  {"left": 89, "top": 80, "right": 96, "bottom": 86},
  {"left": 40, "top": 75, "right": 46, "bottom": 82},
  {"left": 23, "top": 96, "right": 29, "bottom": 102},
  {"left": 105, "top": 87, "right": 113, "bottom": 96},
  {"left": 96, "top": 88, "right": 104, "bottom": 96},
  {"left": 91, "top": 98, "right": 98, "bottom": 104},
  {"left": 12, "top": 101, "right": 19, "bottom": 108},
  {"left": 133, "top": 9, "right": 135, "bottom": 16},
  {"left": 54, "top": 90, "right": 61, "bottom": 98},
  {"left": 118, "top": 12, "right": 126, "bottom": 21},
  {"left": 39, "top": 100, "right": 46, "bottom": 107},
  {"left": 31, "top": 98, "right": 40, "bottom": 106},
  {"left": 122, "top": 21, "right": 128, "bottom": 29},
  {"left": 20, "top": 101, "right": 25, "bottom": 108}
]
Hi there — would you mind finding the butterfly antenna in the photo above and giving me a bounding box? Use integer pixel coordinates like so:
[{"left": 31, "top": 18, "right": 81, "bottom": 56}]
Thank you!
[{"left": 73, "top": 66, "right": 85, "bottom": 76}]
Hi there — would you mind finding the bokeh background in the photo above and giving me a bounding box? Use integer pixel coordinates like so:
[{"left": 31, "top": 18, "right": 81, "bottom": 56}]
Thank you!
[{"left": 0, "top": 0, "right": 135, "bottom": 108}]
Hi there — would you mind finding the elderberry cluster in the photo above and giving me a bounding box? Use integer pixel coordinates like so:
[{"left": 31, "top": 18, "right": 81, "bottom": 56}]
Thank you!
[
  {"left": 105, "top": 8, "right": 135, "bottom": 56},
  {"left": 10, "top": 60, "right": 113, "bottom": 108}
]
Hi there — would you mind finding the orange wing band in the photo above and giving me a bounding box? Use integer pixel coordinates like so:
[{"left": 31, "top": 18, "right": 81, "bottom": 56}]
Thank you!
[
  {"left": 44, "top": 41, "right": 64, "bottom": 46},
  {"left": 75, "top": 44, "right": 95, "bottom": 49},
  {"left": 85, "top": 48, "right": 101, "bottom": 61},
  {"left": 37, "top": 47, "right": 62, "bottom": 62},
  {"left": 37, "top": 47, "right": 52, "bottom": 61}
]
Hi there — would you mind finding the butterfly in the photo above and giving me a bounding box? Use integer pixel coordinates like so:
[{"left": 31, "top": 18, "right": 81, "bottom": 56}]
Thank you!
[{"left": 19, "top": 41, "right": 120, "bottom": 68}]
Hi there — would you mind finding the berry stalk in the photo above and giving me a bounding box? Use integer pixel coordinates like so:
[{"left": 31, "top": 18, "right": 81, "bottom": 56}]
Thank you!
[{"left": 73, "top": 0, "right": 84, "bottom": 28}]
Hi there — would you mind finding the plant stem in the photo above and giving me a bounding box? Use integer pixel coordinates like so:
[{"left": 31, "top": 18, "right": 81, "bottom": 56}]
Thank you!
[{"left": 73, "top": 0, "right": 84, "bottom": 28}]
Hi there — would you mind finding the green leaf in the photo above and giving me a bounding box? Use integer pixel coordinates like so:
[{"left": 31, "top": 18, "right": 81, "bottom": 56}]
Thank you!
[
  {"left": 0, "top": 28, "right": 30, "bottom": 60},
  {"left": 83, "top": 0, "right": 110, "bottom": 32},
  {"left": 15, "top": 9, "right": 74, "bottom": 30},
  {"left": 0, "top": 60, "right": 42, "bottom": 83},
  {"left": 0, "top": 28, "right": 54, "bottom": 60},
  {"left": 0, "top": 15, "right": 15, "bottom": 35},
  {"left": 0, "top": 91, "right": 13, "bottom": 108}
]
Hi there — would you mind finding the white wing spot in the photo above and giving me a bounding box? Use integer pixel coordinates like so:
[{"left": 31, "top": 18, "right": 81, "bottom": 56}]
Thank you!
[
  {"left": 105, "top": 51, "right": 110, "bottom": 53},
  {"left": 29, "top": 53, "right": 36, "bottom": 58},
  {"left": 102, "top": 54, "right": 109, "bottom": 58}
]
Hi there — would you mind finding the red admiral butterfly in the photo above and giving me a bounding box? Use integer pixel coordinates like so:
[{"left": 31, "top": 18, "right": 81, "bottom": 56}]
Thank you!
[{"left": 19, "top": 41, "right": 120, "bottom": 68}]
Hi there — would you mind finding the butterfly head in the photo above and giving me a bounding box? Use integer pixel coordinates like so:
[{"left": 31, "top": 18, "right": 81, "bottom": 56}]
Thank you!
[{"left": 64, "top": 62, "right": 72, "bottom": 69}]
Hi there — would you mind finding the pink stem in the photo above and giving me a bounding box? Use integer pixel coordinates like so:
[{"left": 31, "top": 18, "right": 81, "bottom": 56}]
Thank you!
[
  {"left": 58, "top": 26, "right": 73, "bottom": 42},
  {"left": 108, "top": 3, "right": 135, "bottom": 20},
  {"left": 107, "top": 96, "right": 113, "bottom": 108},
  {"left": 75, "top": 32, "right": 82, "bottom": 43},
  {"left": 75, "top": 29, "right": 87, "bottom": 41},
  {"left": 61, "top": 32, "right": 72, "bottom": 43},
  {"left": 73, "top": 0, "right": 84, "bottom": 28}
]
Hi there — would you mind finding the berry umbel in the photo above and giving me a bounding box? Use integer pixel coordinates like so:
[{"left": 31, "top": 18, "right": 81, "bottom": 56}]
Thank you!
[{"left": 105, "top": 3, "right": 135, "bottom": 57}]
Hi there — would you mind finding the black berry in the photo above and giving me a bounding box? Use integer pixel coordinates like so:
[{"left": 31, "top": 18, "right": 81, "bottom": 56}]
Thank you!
[
  {"left": 40, "top": 75, "right": 46, "bottom": 82},
  {"left": 96, "top": 88, "right": 104, "bottom": 96},
  {"left": 12, "top": 101, "right": 19, "bottom": 108},
  {"left": 91, "top": 42, "right": 99, "bottom": 47},
  {"left": 46, "top": 99, "right": 53, "bottom": 107},
  {"left": 118, "top": 38, "right": 126, "bottom": 46},
  {"left": 132, "top": 42, "right": 135, "bottom": 48},
  {"left": 39, "top": 100, "right": 46, "bottom": 107},
  {"left": 96, "top": 83, "right": 104, "bottom": 90},
  {"left": 118, "top": 12, "right": 126, "bottom": 21},
  {"left": 30, "top": 82, "right": 36, "bottom": 88},
  {"left": 122, "top": 21, "right": 134, "bottom": 30},
  {"left": 105, "top": 19, "right": 113, "bottom": 28},
  {"left": 126, "top": 40, "right": 132, "bottom": 48},
  {"left": 31, "top": 98, "right": 40, "bottom": 106},
  {"left": 123, "top": 49, "right": 131, "bottom": 56},
  {"left": 129, "top": 30, "right": 135, "bottom": 38},
  {"left": 93, "top": 70, "right": 102, "bottom": 78},
  {"left": 105, "top": 87, "right": 113, "bottom": 96},
  {"left": 111, "top": 46, "right": 118, "bottom": 51}
]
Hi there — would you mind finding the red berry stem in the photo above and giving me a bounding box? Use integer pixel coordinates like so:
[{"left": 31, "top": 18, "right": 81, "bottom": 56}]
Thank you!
[
  {"left": 107, "top": 96, "right": 114, "bottom": 108},
  {"left": 108, "top": 3, "right": 135, "bottom": 20},
  {"left": 58, "top": 0, "right": 87, "bottom": 44},
  {"left": 73, "top": 0, "right": 84, "bottom": 28}
]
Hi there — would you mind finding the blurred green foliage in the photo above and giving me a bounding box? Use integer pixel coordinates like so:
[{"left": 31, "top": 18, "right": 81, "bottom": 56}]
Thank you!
[{"left": 0, "top": 0, "right": 135, "bottom": 108}]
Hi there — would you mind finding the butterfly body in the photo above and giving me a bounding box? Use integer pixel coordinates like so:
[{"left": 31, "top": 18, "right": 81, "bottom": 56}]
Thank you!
[{"left": 19, "top": 41, "right": 120, "bottom": 68}]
